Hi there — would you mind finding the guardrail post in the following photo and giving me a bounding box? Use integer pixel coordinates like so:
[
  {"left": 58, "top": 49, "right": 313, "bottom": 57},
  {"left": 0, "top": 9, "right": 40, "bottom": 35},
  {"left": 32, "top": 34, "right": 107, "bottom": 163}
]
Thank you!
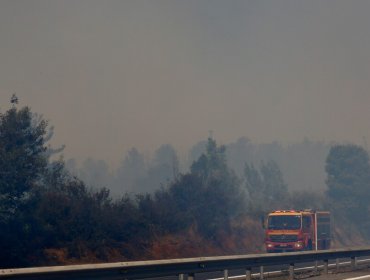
[
  {"left": 314, "top": 260, "right": 318, "bottom": 274},
  {"left": 323, "top": 259, "right": 328, "bottom": 274},
  {"left": 188, "top": 273, "right": 195, "bottom": 280},
  {"left": 336, "top": 258, "right": 340, "bottom": 272},
  {"left": 288, "top": 263, "right": 294, "bottom": 280},
  {"left": 351, "top": 256, "right": 357, "bottom": 270},
  {"left": 259, "top": 266, "right": 264, "bottom": 280},
  {"left": 246, "top": 267, "right": 252, "bottom": 280},
  {"left": 223, "top": 269, "right": 228, "bottom": 280}
]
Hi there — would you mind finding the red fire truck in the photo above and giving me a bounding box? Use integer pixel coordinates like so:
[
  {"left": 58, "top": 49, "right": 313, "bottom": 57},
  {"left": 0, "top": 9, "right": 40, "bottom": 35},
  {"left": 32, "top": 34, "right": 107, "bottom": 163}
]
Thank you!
[{"left": 264, "top": 210, "right": 331, "bottom": 253}]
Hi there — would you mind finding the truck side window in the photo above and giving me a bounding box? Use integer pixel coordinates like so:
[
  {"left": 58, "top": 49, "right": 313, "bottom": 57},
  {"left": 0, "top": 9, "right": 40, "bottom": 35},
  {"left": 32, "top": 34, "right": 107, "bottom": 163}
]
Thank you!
[{"left": 302, "top": 216, "right": 311, "bottom": 229}]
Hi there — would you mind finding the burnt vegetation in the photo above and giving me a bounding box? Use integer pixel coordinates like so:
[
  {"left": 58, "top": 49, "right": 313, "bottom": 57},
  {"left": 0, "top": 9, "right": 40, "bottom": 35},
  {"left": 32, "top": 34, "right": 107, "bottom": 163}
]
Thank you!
[{"left": 1, "top": 101, "right": 369, "bottom": 268}]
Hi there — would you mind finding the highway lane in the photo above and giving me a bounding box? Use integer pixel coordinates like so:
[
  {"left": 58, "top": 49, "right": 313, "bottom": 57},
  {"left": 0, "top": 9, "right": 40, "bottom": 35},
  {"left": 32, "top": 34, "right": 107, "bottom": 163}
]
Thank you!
[
  {"left": 345, "top": 276, "right": 370, "bottom": 280},
  {"left": 309, "top": 271, "right": 370, "bottom": 280}
]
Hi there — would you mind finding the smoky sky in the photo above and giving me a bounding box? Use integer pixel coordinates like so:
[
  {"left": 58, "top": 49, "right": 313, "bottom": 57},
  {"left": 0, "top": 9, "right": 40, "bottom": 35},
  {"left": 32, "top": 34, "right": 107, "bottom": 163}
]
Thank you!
[{"left": 1, "top": 0, "right": 370, "bottom": 165}]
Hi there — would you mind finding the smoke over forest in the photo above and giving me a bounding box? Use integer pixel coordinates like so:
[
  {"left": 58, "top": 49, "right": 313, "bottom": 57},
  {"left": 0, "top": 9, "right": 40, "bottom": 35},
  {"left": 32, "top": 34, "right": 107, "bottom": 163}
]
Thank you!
[{"left": 65, "top": 137, "right": 330, "bottom": 196}]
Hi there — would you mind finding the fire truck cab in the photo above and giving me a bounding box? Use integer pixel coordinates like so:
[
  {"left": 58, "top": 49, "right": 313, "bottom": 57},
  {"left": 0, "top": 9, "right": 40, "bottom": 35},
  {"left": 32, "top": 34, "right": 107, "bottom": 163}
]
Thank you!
[{"left": 264, "top": 210, "right": 330, "bottom": 253}]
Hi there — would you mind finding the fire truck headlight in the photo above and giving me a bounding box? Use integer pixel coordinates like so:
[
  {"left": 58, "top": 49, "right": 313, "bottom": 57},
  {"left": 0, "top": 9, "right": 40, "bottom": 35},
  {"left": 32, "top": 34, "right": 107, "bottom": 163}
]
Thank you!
[{"left": 294, "top": 242, "right": 303, "bottom": 248}]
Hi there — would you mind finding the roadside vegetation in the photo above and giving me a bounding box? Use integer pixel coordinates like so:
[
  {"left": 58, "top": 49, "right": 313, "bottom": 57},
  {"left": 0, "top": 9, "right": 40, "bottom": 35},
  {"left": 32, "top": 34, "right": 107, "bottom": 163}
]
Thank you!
[{"left": 1, "top": 99, "right": 369, "bottom": 268}]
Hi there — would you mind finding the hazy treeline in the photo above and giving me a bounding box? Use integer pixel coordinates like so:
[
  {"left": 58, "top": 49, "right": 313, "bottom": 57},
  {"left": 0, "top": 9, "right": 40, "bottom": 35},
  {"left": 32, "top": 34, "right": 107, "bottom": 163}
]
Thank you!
[
  {"left": 66, "top": 144, "right": 180, "bottom": 196},
  {"left": 1, "top": 101, "right": 369, "bottom": 268},
  {"left": 67, "top": 137, "right": 330, "bottom": 197}
]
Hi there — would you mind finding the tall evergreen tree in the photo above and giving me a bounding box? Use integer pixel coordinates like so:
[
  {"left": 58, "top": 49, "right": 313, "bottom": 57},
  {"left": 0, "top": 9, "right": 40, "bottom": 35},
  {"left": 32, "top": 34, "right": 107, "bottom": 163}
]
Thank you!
[
  {"left": 115, "top": 147, "right": 146, "bottom": 194},
  {"left": 188, "top": 138, "right": 245, "bottom": 238},
  {"left": 0, "top": 103, "right": 48, "bottom": 219},
  {"left": 326, "top": 144, "right": 370, "bottom": 230},
  {"left": 244, "top": 160, "right": 288, "bottom": 212},
  {"left": 0, "top": 99, "right": 57, "bottom": 267},
  {"left": 190, "top": 138, "right": 228, "bottom": 181},
  {"left": 326, "top": 144, "right": 370, "bottom": 201}
]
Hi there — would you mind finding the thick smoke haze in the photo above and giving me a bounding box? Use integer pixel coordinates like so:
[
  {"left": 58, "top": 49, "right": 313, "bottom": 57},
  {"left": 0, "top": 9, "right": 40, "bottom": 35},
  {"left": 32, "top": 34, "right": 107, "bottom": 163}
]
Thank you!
[{"left": 1, "top": 0, "right": 370, "bottom": 166}]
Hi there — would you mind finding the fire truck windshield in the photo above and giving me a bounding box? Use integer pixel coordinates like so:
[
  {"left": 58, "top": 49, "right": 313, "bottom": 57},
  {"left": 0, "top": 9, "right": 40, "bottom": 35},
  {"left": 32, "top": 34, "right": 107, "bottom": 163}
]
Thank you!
[{"left": 268, "top": 215, "right": 301, "bottom": 230}]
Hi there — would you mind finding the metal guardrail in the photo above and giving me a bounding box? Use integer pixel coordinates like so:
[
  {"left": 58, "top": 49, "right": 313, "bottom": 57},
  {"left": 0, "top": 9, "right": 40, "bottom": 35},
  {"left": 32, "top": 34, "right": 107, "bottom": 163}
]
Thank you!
[{"left": 1, "top": 247, "right": 370, "bottom": 280}]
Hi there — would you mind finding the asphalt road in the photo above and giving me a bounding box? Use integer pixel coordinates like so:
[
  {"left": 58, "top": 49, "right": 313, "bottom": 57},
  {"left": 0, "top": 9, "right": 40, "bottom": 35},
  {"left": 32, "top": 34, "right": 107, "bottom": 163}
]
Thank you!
[{"left": 309, "top": 269, "right": 370, "bottom": 280}]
